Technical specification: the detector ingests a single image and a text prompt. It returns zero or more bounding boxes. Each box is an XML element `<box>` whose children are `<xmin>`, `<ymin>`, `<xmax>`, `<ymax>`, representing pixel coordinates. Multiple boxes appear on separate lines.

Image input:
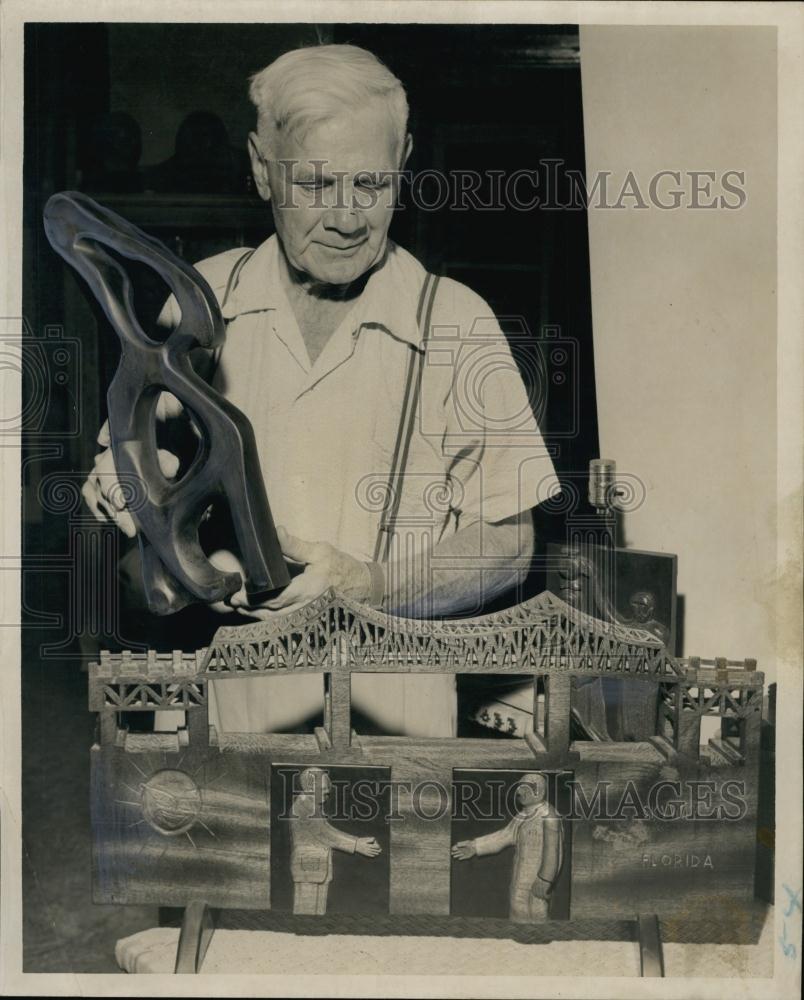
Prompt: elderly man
<box><xmin>82</xmin><ymin>44</ymin><xmax>559</xmax><ymax>736</ymax></box>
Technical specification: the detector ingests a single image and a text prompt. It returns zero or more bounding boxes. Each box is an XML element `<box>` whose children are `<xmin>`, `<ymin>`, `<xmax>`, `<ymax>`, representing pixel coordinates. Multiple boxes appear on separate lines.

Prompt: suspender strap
<box><xmin>206</xmin><ymin>247</ymin><xmax>256</xmax><ymax>382</ymax></box>
<box><xmin>372</xmin><ymin>271</ymin><xmax>441</xmax><ymax>565</ymax></box>
<box><xmin>222</xmin><ymin>248</ymin><xmax>256</xmax><ymax>309</ymax></box>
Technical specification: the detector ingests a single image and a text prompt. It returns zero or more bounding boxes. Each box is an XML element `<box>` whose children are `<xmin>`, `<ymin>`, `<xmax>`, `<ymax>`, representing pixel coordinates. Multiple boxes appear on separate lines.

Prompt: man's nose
<box><xmin>323</xmin><ymin>206</ymin><xmax>365</xmax><ymax>236</ymax></box>
<box><xmin>322</xmin><ymin>185</ymin><xmax>367</xmax><ymax>235</ymax></box>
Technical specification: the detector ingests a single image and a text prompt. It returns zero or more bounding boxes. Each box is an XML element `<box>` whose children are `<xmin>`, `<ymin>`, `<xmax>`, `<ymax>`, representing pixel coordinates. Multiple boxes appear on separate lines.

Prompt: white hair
<box><xmin>248</xmin><ymin>44</ymin><xmax>408</xmax><ymax>156</ymax></box>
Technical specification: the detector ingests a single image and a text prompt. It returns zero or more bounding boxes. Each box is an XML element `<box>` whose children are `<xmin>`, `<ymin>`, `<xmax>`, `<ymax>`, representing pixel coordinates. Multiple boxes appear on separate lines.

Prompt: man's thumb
<box><xmin>277</xmin><ymin>526</ymin><xmax>316</xmax><ymax>564</ymax></box>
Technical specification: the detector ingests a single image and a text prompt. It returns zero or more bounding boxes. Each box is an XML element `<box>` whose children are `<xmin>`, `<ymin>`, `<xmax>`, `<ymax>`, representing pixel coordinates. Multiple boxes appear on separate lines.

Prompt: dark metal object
<box><xmin>175</xmin><ymin>901</ymin><xmax>215</xmax><ymax>973</ymax></box>
<box><xmin>588</xmin><ymin>457</ymin><xmax>618</xmax><ymax>515</ymax></box>
<box><xmin>637</xmin><ymin>913</ymin><xmax>665</xmax><ymax>976</ymax></box>
<box><xmin>43</xmin><ymin>191</ymin><xmax>290</xmax><ymax>614</ymax></box>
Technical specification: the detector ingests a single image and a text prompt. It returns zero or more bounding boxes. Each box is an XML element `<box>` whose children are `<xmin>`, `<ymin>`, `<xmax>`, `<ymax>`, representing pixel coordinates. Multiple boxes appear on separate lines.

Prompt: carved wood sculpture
<box><xmin>53</xmin><ymin>200</ymin><xmax>767</xmax><ymax>974</ymax></box>
<box><xmin>89</xmin><ymin>590</ymin><xmax>767</xmax><ymax>974</ymax></box>
<box><xmin>451</xmin><ymin>772</ymin><xmax>564</xmax><ymax>923</ymax></box>
<box><xmin>289</xmin><ymin>767</ymin><xmax>381</xmax><ymax>915</ymax></box>
<box><xmin>43</xmin><ymin>191</ymin><xmax>290</xmax><ymax>614</ymax></box>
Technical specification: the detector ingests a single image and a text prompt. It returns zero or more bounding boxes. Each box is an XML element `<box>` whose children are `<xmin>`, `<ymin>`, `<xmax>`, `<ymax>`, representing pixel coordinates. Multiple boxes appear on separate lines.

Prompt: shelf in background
<box><xmin>82</xmin><ymin>192</ymin><xmax>268</xmax><ymax>229</ymax></box>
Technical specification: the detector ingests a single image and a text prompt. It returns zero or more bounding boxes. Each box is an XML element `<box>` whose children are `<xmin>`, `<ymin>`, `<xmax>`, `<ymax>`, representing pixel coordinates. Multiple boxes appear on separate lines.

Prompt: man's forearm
<box><xmin>383</xmin><ymin>511</ymin><xmax>534</xmax><ymax>618</ymax></box>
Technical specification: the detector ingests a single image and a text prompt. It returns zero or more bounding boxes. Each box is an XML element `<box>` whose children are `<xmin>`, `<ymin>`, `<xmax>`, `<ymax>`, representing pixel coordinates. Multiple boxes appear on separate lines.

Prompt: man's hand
<box><xmin>530</xmin><ymin>876</ymin><xmax>553</xmax><ymax>900</ymax></box>
<box><xmin>82</xmin><ymin>421</ymin><xmax>179</xmax><ymax>538</ymax></box>
<box><xmin>231</xmin><ymin>526</ymin><xmax>371</xmax><ymax>619</ymax></box>
<box><xmin>451</xmin><ymin>841</ymin><xmax>477</xmax><ymax>861</ymax></box>
<box><xmin>355</xmin><ymin>837</ymin><xmax>382</xmax><ymax>858</ymax></box>
<box><xmin>206</xmin><ymin>549</ymin><xmax>250</xmax><ymax>615</ymax></box>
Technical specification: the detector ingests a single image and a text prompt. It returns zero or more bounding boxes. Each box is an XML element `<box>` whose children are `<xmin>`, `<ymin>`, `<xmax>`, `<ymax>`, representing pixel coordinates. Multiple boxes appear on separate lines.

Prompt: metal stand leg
<box><xmin>637</xmin><ymin>914</ymin><xmax>665</xmax><ymax>977</ymax></box>
<box><xmin>175</xmin><ymin>901</ymin><xmax>215</xmax><ymax>973</ymax></box>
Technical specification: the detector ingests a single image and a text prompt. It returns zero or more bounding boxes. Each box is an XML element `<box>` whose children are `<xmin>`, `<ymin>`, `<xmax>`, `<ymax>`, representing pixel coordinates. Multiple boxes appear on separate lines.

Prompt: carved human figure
<box><xmin>451</xmin><ymin>772</ymin><xmax>564</xmax><ymax>922</ymax></box>
<box><xmin>289</xmin><ymin>767</ymin><xmax>381</xmax><ymax>915</ymax></box>
<box><xmin>622</xmin><ymin>590</ymin><xmax>670</xmax><ymax>646</ymax></box>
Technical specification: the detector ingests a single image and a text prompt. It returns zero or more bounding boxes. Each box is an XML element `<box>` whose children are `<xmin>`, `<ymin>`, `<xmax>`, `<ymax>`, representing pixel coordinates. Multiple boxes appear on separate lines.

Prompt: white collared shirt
<box><xmin>186</xmin><ymin>235</ymin><xmax>559</xmax><ymax>562</ymax></box>
<box><xmin>162</xmin><ymin>235</ymin><xmax>559</xmax><ymax>735</ymax></box>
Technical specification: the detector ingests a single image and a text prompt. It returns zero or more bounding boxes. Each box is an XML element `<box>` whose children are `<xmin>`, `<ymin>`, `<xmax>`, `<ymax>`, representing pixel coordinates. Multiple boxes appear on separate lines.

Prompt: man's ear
<box><xmin>248</xmin><ymin>132</ymin><xmax>272</xmax><ymax>202</ymax></box>
<box><xmin>400</xmin><ymin>132</ymin><xmax>413</xmax><ymax>170</ymax></box>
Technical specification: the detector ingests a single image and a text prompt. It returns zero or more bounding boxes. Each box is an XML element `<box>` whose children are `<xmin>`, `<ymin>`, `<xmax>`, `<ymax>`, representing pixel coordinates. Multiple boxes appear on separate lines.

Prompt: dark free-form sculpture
<box><xmin>43</xmin><ymin>191</ymin><xmax>290</xmax><ymax>614</ymax></box>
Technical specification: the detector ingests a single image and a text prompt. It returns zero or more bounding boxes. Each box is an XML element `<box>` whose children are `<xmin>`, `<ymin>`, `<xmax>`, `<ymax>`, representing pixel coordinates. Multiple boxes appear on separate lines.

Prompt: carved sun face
<box><xmin>114</xmin><ymin>754</ymin><xmax>227</xmax><ymax>850</ymax></box>
<box><xmin>140</xmin><ymin>769</ymin><xmax>202</xmax><ymax>835</ymax></box>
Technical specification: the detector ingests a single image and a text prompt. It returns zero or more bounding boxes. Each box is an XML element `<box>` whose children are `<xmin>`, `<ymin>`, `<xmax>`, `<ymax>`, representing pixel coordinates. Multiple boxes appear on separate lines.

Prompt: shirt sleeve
<box><xmin>433</xmin><ymin>279</ymin><xmax>560</xmax><ymax>525</ymax></box>
<box><xmin>538</xmin><ymin>814</ymin><xmax>565</xmax><ymax>883</ymax></box>
<box><xmin>317</xmin><ymin>820</ymin><xmax>358</xmax><ymax>854</ymax></box>
<box><xmin>473</xmin><ymin>821</ymin><xmax>517</xmax><ymax>856</ymax></box>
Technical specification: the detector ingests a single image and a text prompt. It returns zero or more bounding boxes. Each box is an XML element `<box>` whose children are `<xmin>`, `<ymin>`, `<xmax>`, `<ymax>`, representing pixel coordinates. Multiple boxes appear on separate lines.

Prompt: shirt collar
<box><xmin>220</xmin><ymin>236</ymin><xmax>282</xmax><ymax>321</ymax></box>
<box><xmin>221</xmin><ymin>235</ymin><xmax>424</xmax><ymax>349</ymax></box>
<box><xmin>517</xmin><ymin>800</ymin><xmax>551</xmax><ymax>820</ymax></box>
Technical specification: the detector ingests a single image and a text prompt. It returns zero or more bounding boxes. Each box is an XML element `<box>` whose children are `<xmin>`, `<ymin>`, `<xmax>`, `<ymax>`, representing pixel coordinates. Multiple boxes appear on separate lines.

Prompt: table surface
<box><xmin>116</xmin><ymin>908</ymin><xmax>775</xmax><ymax>977</ymax></box>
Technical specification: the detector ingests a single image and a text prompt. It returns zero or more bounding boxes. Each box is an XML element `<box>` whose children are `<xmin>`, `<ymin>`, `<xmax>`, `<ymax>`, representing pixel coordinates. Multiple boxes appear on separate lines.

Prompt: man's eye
<box><xmin>357</xmin><ymin>177</ymin><xmax>391</xmax><ymax>190</ymax></box>
<box><xmin>296</xmin><ymin>181</ymin><xmax>326</xmax><ymax>191</ymax></box>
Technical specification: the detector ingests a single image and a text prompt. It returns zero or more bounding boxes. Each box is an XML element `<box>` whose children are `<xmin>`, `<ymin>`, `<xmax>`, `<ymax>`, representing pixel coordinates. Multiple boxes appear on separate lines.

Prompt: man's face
<box><xmin>318</xmin><ymin>773</ymin><xmax>332</xmax><ymax>803</ymax></box>
<box><xmin>630</xmin><ymin>592</ymin><xmax>655</xmax><ymax>623</ymax></box>
<box><xmin>251</xmin><ymin>101</ymin><xmax>405</xmax><ymax>286</ymax></box>
<box><xmin>516</xmin><ymin>779</ymin><xmax>546</xmax><ymax>808</ymax></box>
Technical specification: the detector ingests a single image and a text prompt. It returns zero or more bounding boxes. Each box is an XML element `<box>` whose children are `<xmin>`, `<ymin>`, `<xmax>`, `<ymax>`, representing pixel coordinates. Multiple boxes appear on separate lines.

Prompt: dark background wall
<box><xmin>21</xmin><ymin>21</ymin><xmax>597</xmax><ymax>971</ymax></box>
